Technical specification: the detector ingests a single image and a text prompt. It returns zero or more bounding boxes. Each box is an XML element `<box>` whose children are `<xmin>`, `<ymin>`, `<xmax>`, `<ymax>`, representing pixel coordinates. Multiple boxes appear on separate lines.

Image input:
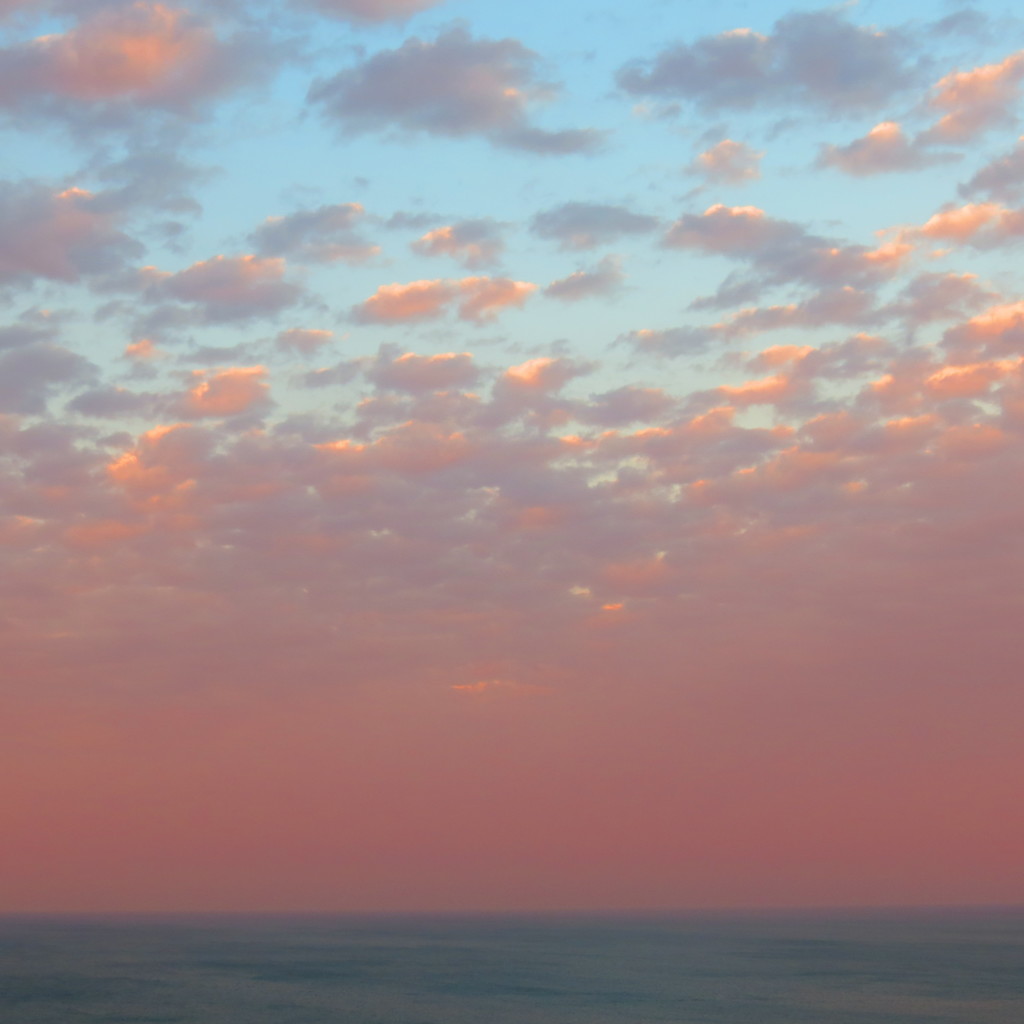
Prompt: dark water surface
<box><xmin>1</xmin><ymin>910</ymin><xmax>1022</xmax><ymax>1023</ymax></box>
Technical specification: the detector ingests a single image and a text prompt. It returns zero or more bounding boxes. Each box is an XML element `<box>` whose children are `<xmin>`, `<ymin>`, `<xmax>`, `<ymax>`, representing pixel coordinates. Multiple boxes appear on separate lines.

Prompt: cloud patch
<box><xmin>819</xmin><ymin>121</ymin><xmax>956</xmax><ymax>176</ymax></box>
<box><xmin>618</xmin><ymin>9</ymin><xmax>915</xmax><ymax>115</ymax></box>
<box><xmin>689</xmin><ymin>139</ymin><xmax>763</xmax><ymax>183</ymax></box>
<box><xmin>353</xmin><ymin>276</ymin><xmax>535</xmax><ymax>324</ymax></box>
<box><xmin>545</xmin><ymin>256</ymin><xmax>624</xmax><ymax>302</ymax></box>
<box><xmin>531</xmin><ymin>202</ymin><xmax>658</xmax><ymax>250</ymax></box>
<box><xmin>250</xmin><ymin>204</ymin><xmax>378</xmax><ymax>265</ymax></box>
<box><xmin>303</xmin><ymin>0</ymin><xmax>442</xmax><ymax>22</ymax></box>
<box><xmin>149</xmin><ymin>254</ymin><xmax>304</xmax><ymax>322</ymax></box>
<box><xmin>411</xmin><ymin>219</ymin><xmax>504</xmax><ymax>269</ymax></box>
<box><xmin>309</xmin><ymin>28</ymin><xmax>601</xmax><ymax>154</ymax></box>
<box><xmin>0</xmin><ymin>2</ymin><xmax>263</xmax><ymax>129</ymax></box>
<box><xmin>0</xmin><ymin>183</ymin><xmax>141</xmax><ymax>288</ymax></box>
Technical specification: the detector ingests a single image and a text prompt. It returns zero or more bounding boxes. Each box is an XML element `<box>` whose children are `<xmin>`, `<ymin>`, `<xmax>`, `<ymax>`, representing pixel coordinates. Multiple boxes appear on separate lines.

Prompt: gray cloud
<box><xmin>819</xmin><ymin>121</ymin><xmax>958</xmax><ymax>177</ymax></box>
<box><xmin>309</xmin><ymin>28</ymin><xmax>601</xmax><ymax>154</ymax></box>
<box><xmin>545</xmin><ymin>256</ymin><xmax>625</xmax><ymax>302</ymax></box>
<box><xmin>146</xmin><ymin>255</ymin><xmax>305</xmax><ymax>323</ymax></box>
<box><xmin>663</xmin><ymin>204</ymin><xmax>907</xmax><ymax>308</ymax></box>
<box><xmin>959</xmin><ymin>139</ymin><xmax>1024</xmax><ymax>202</ymax></box>
<box><xmin>531</xmin><ymin>202</ymin><xmax>658</xmax><ymax>250</ymax></box>
<box><xmin>618</xmin><ymin>9</ymin><xmax>915</xmax><ymax>115</ymax></box>
<box><xmin>302</xmin><ymin>0</ymin><xmax>442</xmax><ymax>22</ymax></box>
<box><xmin>0</xmin><ymin>342</ymin><xmax>94</xmax><ymax>413</ymax></box>
<box><xmin>411</xmin><ymin>219</ymin><xmax>505</xmax><ymax>269</ymax></box>
<box><xmin>250</xmin><ymin>204</ymin><xmax>378</xmax><ymax>264</ymax></box>
<box><xmin>0</xmin><ymin>2</ymin><xmax>272</xmax><ymax>136</ymax></box>
<box><xmin>619</xmin><ymin>326</ymin><xmax>714</xmax><ymax>358</ymax></box>
<box><xmin>0</xmin><ymin>180</ymin><xmax>142</xmax><ymax>289</ymax></box>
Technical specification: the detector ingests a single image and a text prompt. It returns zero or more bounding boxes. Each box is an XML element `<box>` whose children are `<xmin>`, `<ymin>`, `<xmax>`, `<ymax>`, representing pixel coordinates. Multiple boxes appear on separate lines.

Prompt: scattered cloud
<box><xmin>309</xmin><ymin>28</ymin><xmax>601</xmax><ymax>153</ymax></box>
<box><xmin>819</xmin><ymin>121</ymin><xmax>956</xmax><ymax>176</ymax></box>
<box><xmin>411</xmin><ymin>219</ymin><xmax>504</xmax><ymax>268</ymax></box>
<box><xmin>545</xmin><ymin>255</ymin><xmax>624</xmax><ymax>302</ymax></box>
<box><xmin>531</xmin><ymin>202</ymin><xmax>658</xmax><ymax>250</ymax></box>
<box><xmin>177</xmin><ymin>365</ymin><xmax>271</xmax><ymax>418</ymax></box>
<box><xmin>303</xmin><ymin>0</ymin><xmax>443</xmax><ymax>22</ymax></box>
<box><xmin>353</xmin><ymin>276</ymin><xmax>535</xmax><ymax>324</ymax></box>
<box><xmin>0</xmin><ymin>2</ymin><xmax>266</xmax><ymax>129</ymax></box>
<box><xmin>0</xmin><ymin>182</ymin><xmax>141</xmax><ymax>289</ymax></box>
<box><xmin>959</xmin><ymin>137</ymin><xmax>1024</xmax><ymax>202</ymax></box>
<box><xmin>689</xmin><ymin>139</ymin><xmax>763</xmax><ymax>183</ymax></box>
<box><xmin>617</xmin><ymin>9</ymin><xmax>916</xmax><ymax>115</ymax></box>
<box><xmin>277</xmin><ymin>328</ymin><xmax>334</xmax><ymax>354</ymax></box>
<box><xmin>923</xmin><ymin>50</ymin><xmax>1024</xmax><ymax>143</ymax></box>
<box><xmin>250</xmin><ymin>204</ymin><xmax>378</xmax><ymax>265</ymax></box>
<box><xmin>148</xmin><ymin>254</ymin><xmax>305</xmax><ymax>321</ymax></box>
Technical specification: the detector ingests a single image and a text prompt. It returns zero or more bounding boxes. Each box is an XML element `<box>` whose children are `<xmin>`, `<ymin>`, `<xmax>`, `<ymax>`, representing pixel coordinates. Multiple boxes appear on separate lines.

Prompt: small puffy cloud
<box><xmin>450</xmin><ymin>679</ymin><xmax>547</xmax><ymax>697</ymax></box>
<box><xmin>617</xmin><ymin>9</ymin><xmax>915</xmax><ymax>114</ymax></box>
<box><xmin>819</xmin><ymin>122</ymin><xmax>954</xmax><ymax>176</ymax></box>
<box><xmin>663</xmin><ymin>204</ymin><xmax>794</xmax><ymax>253</ymax></box>
<box><xmin>959</xmin><ymin>137</ymin><xmax>1024</xmax><ymax>202</ymax></box>
<box><xmin>0</xmin><ymin>314</ymin><xmax>56</xmax><ymax>351</ymax></box>
<box><xmin>458</xmin><ymin>276</ymin><xmax>535</xmax><ymax>323</ymax></box>
<box><xmin>178</xmin><ymin>366</ymin><xmax>270</xmax><ymax>418</ymax></box>
<box><xmin>712</xmin><ymin>287</ymin><xmax>877</xmax><ymax>338</ymax></box>
<box><xmin>67</xmin><ymin>384</ymin><xmax>160</xmax><ymax>418</ymax></box>
<box><xmin>545</xmin><ymin>256</ymin><xmax>624</xmax><ymax>302</ymax></box>
<box><xmin>124</xmin><ymin>337</ymin><xmax>163</xmax><ymax>361</ymax></box>
<box><xmin>367</xmin><ymin>350</ymin><xmax>478</xmax><ymax>392</ymax></box>
<box><xmin>530</xmin><ymin>202</ymin><xmax>658</xmax><ymax>250</ymax></box>
<box><xmin>689</xmin><ymin>139</ymin><xmax>762</xmax><ymax>183</ymax></box>
<box><xmin>0</xmin><ymin>183</ymin><xmax>141</xmax><ymax>288</ymax></box>
<box><xmin>303</xmin><ymin>0</ymin><xmax>442</xmax><ymax>22</ymax></box>
<box><xmin>309</xmin><ymin>28</ymin><xmax>600</xmax><ymax>154</ymax></box>
<box><xmin>579</xmin><ymin>386</ymin><xmax>675</xmax><ymax>426</ymax></box>
<box><xmin>411</xmin><ymin>219</ymin><xmax>504</xmax><ymax>269</ymax></box>
<box><xmin>924</xmin><ymin>51</ymin><xmax>1024</xmax><ymax>142</ymax></box>
<box><xmin>945</xmin><ymin>301</ymin><xmax>1024</xmax><ymax>357</ymax></box>
<box><xmin>664</xmin><ymin>204</ymin><xmax>909</xmax><ymax>305</ymax></box>
<box><xmin>890</xmin><ymin>273</ymin><xmax>996</xmax><ymax>326</ymax></box>
<box><xmin>152</xmin><ymin>254</ymin><xmax>303</xmax><ymax>321</ymax></box>
<box><xmin>0</xmin><ymin>342</ymin><xmax>94</xmax><ymax>413</ymax></box>
<box><xmin>917</xmin><ymin>202</ymin><xmax>1024</xmax><ymax>247</ymax></box>
<box><xmin>89</xmin><ymin>149</ymin><xmax>208</xmax><ymax>218</ymax></box>
<box><xmin>353</xmin><ymin>276</ymin><xmax>534</xmax><ymax>324</ymax></box>
<box><xmin>501</xmin><ymin>356</ymin><xmax>580</xmax><ymax>392</ymax></box>
<box><xmin>353</xmin><ymin>279</ymin><xmax>454</xmax><ymax>324</ymax></box>
<box><xmin>250</xmin><ymin>204</ymin><xmax>378</xmax><ymax>265</ymax></box>
<box><xmin>277</xmin><ymin>328</ymin><xmax>334</xmax><ymax>354</ymax></box>
<box><xmin>0</xmin><ymin>2</ymin><xmax>258</xmax><ymax>125</ymax></box>
<box><xmin>622</xmin><ymin>326</ymin><xmax>714</xmax><ymax>358</ymax></box>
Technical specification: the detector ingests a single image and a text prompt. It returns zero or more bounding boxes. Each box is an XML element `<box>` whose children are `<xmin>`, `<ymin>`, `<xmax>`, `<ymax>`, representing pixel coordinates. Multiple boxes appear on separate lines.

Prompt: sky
<box><xmin>1</xmin><ymin>0</ymin><xmax>1023</xmax><ymax>914</ymax></box>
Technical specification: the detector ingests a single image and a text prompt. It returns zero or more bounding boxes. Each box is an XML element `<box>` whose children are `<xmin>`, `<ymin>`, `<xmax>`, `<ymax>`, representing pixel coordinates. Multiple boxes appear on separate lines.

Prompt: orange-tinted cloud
<box><xmin>354</xmin><ymin>276</ymin><xmax>534</xmax><ymax>324</ymax></box>
<box><xmin>819</xmin><ymin>122</ymin><xmax>953</xmax><ymax>176</ymax></box>
<box><xmin>179</xmin><ymin>366</ymin><xmax>270</xmax><ymax>418</ymax></box>
<box><xmin>353</xmin><ymin>279</ymin><xmax>455</xmax><ymax>323</ymax></box>
<box><xmin>411</xmin><ymin>220</ymin><xmax>504</xmax><ymax>268</ymax></box>
<box><xmin>0</xmin><ymin>184</ymin><xmax>140</xmax><ymax>286</ymax></box>
<box><xmin>36</xmin><ymin>3</ymin><xmax>213</xmax><ymax>101</ymax></box>
<box><xmin>154</xmin><ymin>254</ymin><xmax>303</xmax><ymax>321</ymax></box>
<box><xmin>690</xmin><ymin>139</ymin><xmax>763</xmax><ymax>183</ymax></box>
<box><xmin>926</xmin><ymin>50</ymin><xmax>1024</xmax><ymax>141</ymax></box>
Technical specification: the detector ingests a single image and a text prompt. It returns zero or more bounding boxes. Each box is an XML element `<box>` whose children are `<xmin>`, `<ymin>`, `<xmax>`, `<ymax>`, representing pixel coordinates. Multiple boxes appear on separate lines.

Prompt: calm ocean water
<box><xmin>1</xmin><ymin>910</ymin><xmax>1022</xmax><ymax>1023</ymax></box>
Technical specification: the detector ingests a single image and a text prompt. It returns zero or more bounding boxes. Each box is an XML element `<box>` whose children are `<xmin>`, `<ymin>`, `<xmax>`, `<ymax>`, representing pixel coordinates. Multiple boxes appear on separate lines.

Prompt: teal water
<box><xmin>1</xmin><ymin>911</ymin><xmax>1022</xmax><ymax>1023</ymax></box>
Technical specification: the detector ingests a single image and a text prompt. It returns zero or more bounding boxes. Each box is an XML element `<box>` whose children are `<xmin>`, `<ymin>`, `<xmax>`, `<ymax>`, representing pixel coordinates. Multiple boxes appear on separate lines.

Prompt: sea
<box><xmin>1</xmin><ymin>910</ymin><xmax>1022</xmax><ymax>1023</ymax></box>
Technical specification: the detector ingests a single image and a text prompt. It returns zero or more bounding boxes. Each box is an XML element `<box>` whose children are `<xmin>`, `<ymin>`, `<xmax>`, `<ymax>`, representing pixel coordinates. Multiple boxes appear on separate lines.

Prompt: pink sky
<box><xmin>2</xmin><ymin>0</ymin><xmax>1024</xmax><ymax>913</ymax></box>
